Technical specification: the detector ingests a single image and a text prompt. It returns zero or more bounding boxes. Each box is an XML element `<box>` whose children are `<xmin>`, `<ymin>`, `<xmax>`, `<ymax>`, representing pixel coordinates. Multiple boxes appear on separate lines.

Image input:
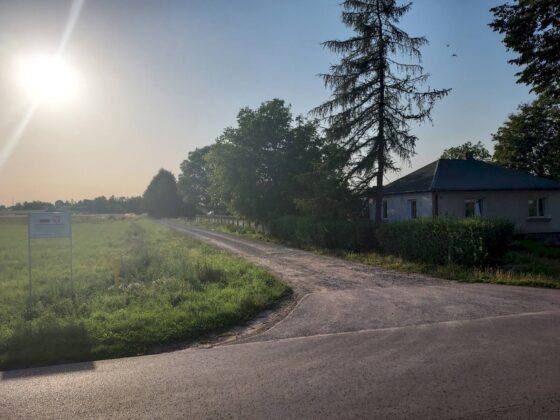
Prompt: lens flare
<box><xmin>0</xmin><ymin>0</ymin><xmax>85</xmax><ymax>169</ymax></box>
<box><xmin>16</xmin><ymin>55</ymin><xmax>80</xmax><ymax>104</ymax></box>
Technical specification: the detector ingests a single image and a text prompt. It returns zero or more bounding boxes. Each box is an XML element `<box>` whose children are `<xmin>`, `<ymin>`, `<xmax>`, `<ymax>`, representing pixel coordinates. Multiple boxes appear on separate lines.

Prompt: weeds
<box><xmin>345</xmin><ymin>247</ymin><xmax>560</xmax><ymax>289</ymax></box>
<box><xmin>0</xmin><ymin>216</ymin><xmax>288</xmax><ymax>370</ymax></box>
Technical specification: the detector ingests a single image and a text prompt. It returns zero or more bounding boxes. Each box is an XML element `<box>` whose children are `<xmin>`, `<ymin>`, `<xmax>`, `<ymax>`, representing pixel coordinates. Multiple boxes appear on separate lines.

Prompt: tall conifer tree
<box><xmin>313</xmin><ymin>0</ymin><xmax>449</xmax><ymax>224</ymax></box>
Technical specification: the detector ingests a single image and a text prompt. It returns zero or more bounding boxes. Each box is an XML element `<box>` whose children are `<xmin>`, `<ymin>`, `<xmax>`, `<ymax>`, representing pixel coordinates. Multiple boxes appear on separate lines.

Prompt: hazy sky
<box><xmin>0</xmin><ymin>0</ymin><xmax>532</xmax><ymax>205</ymax></box>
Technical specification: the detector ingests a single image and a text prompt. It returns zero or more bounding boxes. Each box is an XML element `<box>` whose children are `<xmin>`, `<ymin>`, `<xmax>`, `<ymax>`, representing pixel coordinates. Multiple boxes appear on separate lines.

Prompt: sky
<box><xmin>0</xmin><ymin>0</ymin><xmax>533</xmax><ymax>205</ymax></box>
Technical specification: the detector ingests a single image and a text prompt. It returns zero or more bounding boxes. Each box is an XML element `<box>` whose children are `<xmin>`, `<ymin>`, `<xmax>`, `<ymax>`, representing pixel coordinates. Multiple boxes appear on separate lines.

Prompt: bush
<box><xmin>376</xmin><ymin>218</ymin><xmax>514</xmax><ymax>267</ymax></box>
<box><xmin>268</xmin><ymin>216</ymin><xmax>377</xmax><ymax>251</ymax></box>
<box><xmin>197</xmin><ymin>215</ymin><xmax>514</xmax><ymax>268</ymax></box>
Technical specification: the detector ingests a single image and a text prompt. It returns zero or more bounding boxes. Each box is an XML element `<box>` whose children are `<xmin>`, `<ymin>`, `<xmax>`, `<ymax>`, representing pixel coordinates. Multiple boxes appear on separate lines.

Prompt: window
<box><xmin>382</xmin><ymin>200</ymin><xmax>388</xmax><ymax>219</ymax></box>
<box><xmin>408</xmin><ymin>199</ymin><xmax>417</xmax><ymax>219</ymax></box>
<box><xmin>529</xmin><ymin>198</ymin><xmax>546</xmax><ymax>217</ymax></box>
<box><xmin>465</xmin><ymin>200</ymin><xmax>475</xmax><ymax>218</ymax></box>
<box><xmin>465</xmin><ymin>199</ymin><xmax>483</xmax><ymax>218</ymax></box>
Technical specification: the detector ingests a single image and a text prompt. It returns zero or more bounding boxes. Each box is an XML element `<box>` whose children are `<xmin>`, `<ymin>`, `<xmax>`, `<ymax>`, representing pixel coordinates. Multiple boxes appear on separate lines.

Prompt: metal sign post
<box><xmin>27</xmin><ymin>212</ymin><xmax>73</xmax><ymax>303</ymax></box>
<box><xmin>69</xmin><ymin>213</ymin><xmax>73</xmax><ymax>295</ymax></box>
<box><xmin>27</xmin><ymin>221</ymin><xmax>32</xmax><ymax>303</ymax></box>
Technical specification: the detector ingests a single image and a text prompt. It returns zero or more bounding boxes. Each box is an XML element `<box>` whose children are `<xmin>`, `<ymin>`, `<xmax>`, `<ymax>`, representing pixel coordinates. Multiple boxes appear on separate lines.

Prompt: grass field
<box><xmin>0</xmin><ymin>216</ymin><xmax>288</xmax><ymax>370</ymax></box>
<box><xmin>183</xmin><ymin>218</ymin><xmax>560</xmax><ymax>289</ymax></box>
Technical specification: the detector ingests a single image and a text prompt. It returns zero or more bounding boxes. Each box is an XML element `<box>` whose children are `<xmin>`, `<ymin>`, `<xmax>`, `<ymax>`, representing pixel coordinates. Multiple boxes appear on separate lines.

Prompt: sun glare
<box><xmin>16</xmin><ymin>55</ymin><xmax>80</xmax><ymax>104</ymax></box>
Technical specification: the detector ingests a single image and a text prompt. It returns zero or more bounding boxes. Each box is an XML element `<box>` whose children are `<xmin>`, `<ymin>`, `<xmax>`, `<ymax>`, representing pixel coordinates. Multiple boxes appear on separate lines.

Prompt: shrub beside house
<box><xmin>370</xmin><ymin>155</ymin><xmax>560</xmax><ymax>240</ymax></box>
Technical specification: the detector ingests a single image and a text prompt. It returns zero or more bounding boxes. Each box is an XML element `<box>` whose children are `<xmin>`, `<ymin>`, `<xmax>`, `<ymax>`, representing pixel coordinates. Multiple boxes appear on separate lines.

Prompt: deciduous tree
<box><xmin>490</xmin><ymin>0</ymin><xmax>560</xmax><ymax>99</ymax></box>
<box><xmin>493</xmin><ymin>95</ymin><xmax>560</xmax><ymax>180</ymax></box>
<box><xmin>441</xmin><ymin>141</ymin><xmax>492</xmax><ymax>161</ymax></box>
<box><xmin>143</xmin><ymin>169</ymin><xmax>183</xmax><ymax>218</ymax></box>
<box><xmin>206</xmin><ymin>99</ymin><xmax>325</xmax><ymax>222</ymax></box>
<box><xmin>178</xmin><ymin>145</ymin><xmax>224</xmax><ymax>215</ymax></box>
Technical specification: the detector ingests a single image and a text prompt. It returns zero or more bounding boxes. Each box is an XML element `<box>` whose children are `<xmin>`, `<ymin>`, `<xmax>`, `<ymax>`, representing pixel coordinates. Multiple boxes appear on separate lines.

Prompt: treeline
<box><xmin>8</xmin><ymin>1</ymin><xmax>558</xmax><ymax>227</ymax></box>
<box><xmin>144</xmin><ymin>90</ymin><xmax>560</xmax><ymax>222</ymax></box>
<box><xmin>143</xmin><ymin>99</ymin><xmax>362</xmax><ymax>221</ymax></box>
<box><xmin>144</xmin><ymin>0</ymin><xmax>559</xmax><ymax>223</ymax></box>
<box><xmin>6</xmin><ymin>196</ymin><xmax>144</xmax><ymax>214</ymax></box>
<box><xmin>143</xmin><ymin>0</ymin><xmax>449</xmax><ymax>222</ymax></box>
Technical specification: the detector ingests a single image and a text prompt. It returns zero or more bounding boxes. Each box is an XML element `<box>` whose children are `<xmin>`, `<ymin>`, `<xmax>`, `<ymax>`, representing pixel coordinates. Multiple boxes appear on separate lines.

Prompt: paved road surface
<box><xmin>2</xmin><ymin>222</ymin><xmax>560</xmax><ymax>419</ymax></box>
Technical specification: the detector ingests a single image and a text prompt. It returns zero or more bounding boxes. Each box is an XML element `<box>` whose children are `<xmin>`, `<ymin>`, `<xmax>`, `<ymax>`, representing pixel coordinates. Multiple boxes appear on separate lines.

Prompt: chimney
<box><xmin>465</xmin><ymin>151</ymin><xmax>474</xmax><ymax>160</ymax></box>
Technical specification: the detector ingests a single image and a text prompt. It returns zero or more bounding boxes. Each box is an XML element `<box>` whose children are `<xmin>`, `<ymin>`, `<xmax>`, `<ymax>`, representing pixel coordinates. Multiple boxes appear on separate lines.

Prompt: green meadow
<box><xmin>0</xmin><ymin>215</ymin><xmax>288</xmax><ymax>370</ymax></box>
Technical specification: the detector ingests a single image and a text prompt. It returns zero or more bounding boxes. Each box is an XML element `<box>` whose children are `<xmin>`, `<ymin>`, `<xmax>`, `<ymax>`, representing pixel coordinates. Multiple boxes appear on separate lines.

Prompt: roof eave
<box><xmin>383</xmin><ymin>187</ymin><xmax>560</xmax><ymax>195</ymax></box>
<box><xmin>383</xmin><ymin>189</ymin><xmax>433</xmax><ymax>195</ymax></box>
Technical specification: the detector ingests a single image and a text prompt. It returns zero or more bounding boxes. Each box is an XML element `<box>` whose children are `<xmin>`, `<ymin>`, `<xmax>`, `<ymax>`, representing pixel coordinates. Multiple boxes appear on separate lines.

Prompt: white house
<box><xmin>370</xmin><ymin>157</ymin><xmax>560</xmax><ymax>236</ymax></box>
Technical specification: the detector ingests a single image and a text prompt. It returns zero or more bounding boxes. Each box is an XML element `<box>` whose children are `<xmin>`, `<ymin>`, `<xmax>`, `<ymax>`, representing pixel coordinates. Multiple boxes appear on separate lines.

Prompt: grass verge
<box><xmin>179</xmin><ymin>218</ymin><xmax>560</xmax><ymax>289</ymax></box>
<box><xmin>0</xmin><ymin>216</ymin><xmax>288</xmax><ymax>370</ymax></box>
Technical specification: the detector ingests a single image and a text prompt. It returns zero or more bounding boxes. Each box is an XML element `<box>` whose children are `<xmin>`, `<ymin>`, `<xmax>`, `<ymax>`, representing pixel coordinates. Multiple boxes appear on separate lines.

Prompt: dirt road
<box><xmin>162</xmin><ymin>222</ymin><xmax>560</xmax><ymax>342</ymax></box>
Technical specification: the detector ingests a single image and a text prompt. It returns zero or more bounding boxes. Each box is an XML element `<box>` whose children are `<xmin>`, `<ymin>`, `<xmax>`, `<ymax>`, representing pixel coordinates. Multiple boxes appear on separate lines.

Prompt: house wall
<box><xmin>371</xmin><ymin>190</ymin><xmax>560</xmax><ymax>233</ymax></box>
<box><xmin>437</xmin><ymin>190</ymin><xmax>560</xmax><ymax>233</ymax></box>
<box><xmin>370</xmin><ymin>192</ymin><xmax>432</xmax><ymax>221</ymax></box>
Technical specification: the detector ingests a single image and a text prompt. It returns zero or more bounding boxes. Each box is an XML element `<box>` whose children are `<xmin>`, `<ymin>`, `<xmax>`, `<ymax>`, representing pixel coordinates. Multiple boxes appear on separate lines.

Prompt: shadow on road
<box><xmin>1</xmin><ymin>320</ymin><xmax>96</xmax><ymax>375</ymax></box>
<box><xmin>1</xmin><ymin>360</ymin><xmax>95</xmax><ymax>380</ymax></box>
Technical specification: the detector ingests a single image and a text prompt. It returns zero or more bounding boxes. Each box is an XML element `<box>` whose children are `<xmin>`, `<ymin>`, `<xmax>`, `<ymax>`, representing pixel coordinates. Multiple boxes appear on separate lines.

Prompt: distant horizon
<box><xmin>0</xmin><ymin>0</ymin><xmax>532</xmax><ymax>204</ymax></box>
<box><xmin>2</xmin><ymin>194</ymin><xmax>142</xmax><ymax>206</ymax></box>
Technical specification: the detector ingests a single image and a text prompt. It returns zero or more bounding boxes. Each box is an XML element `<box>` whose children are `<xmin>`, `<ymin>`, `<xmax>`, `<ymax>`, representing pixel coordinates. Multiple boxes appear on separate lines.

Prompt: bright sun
<box><xmin>16</xmin><ymin>55</ymin><xmax>80</xmax><ymax>104</ymax></box>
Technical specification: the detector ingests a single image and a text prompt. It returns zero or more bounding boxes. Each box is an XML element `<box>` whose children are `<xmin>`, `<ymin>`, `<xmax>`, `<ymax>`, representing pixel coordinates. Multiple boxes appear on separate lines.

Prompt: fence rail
<box><xmin>193</xmin><ymin>215</ymin><xmax>267</xmax><ymax>232</ymax></box>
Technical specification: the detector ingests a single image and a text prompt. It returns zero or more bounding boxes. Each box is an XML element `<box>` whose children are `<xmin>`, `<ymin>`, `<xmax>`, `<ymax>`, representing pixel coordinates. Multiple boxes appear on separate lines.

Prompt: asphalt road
<box><xmin>2</xmin><ymin>222</ymin><xmax>560</xmax><ymax>419</ymax></box>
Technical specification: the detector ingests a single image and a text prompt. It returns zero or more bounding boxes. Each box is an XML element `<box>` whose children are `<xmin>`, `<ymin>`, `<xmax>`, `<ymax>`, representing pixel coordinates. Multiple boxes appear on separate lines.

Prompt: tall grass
<box><xmin>345</xmin><ymin>250</ymin><xmax>560</xmax><ymax>289</ymax></box>
<box><xmin>0</xmin><ymin>216</ymin><xmax>288</xmax><ymax>370</ymax></box>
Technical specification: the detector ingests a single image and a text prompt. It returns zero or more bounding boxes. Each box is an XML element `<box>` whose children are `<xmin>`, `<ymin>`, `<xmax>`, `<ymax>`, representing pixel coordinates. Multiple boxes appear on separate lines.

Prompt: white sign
<box><xmin>29</xmin><ymin>212</ymin><xmax>71</xmax><ymax>239</ymax></box>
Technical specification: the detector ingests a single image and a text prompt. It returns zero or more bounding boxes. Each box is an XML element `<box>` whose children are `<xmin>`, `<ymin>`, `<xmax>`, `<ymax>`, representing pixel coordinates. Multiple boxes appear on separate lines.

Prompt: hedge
<box><xmin>268</xmin><ymin>216</ymin><xmax>514</xmax><ymax>267</ymax></box>
<box><xmin>376</xmin><ymin>218</ymin><xmax>515</xmax><ymax>267</ymax></box>
<box><xmin>268</xmin><ymin>216</ymin><xmax>377</xmax><ymax>251</ymax></box>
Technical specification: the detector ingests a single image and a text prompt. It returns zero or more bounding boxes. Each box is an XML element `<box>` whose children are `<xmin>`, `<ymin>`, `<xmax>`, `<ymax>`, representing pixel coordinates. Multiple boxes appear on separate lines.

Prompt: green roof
<box><xmin>384</xmin><ymin>159</ymin><xmax>560</xmax><ymax>195</ymax></box>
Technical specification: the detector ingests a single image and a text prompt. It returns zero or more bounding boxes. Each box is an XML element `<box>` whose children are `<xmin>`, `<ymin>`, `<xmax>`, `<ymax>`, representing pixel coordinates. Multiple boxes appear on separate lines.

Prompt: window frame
<box><xmin>465</xmin><ymin>198</ymin><xmax>484</xmax><ymax>218</ymax></box>
<box><xmin>465</xmin><ymin>199</ymin><xmax>475</xmax><ymax>218</ymax></box>
<box><xmin>528</xmin><ymin>197</ymin><xmax>546</xmax><ymax>218</ymax></box>
<box><xmin>382</xmin><ymin>200</ymin><xmax>388</xmax><ymax>219</ymax></box>
<box><xmin>475</xmin><ymin>199</ymin><xmax>483</xmax><ymax>217</ymax></box>
<box><xmin>407</xmin><ymin>199</ymin><xmax>417</xmax><ymax>219</ymax></box>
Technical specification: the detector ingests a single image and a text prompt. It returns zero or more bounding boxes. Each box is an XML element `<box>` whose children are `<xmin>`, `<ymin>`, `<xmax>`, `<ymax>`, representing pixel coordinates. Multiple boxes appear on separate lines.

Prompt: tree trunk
<box><xmin>374</xmin><ymin>7</ymin><xmax>386</xmax><ymax>226</ymax></box>
<box><xmin>374</xmin><ymin>160</ymin><xmax>384</xmax><ymax>224</ymax></box>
